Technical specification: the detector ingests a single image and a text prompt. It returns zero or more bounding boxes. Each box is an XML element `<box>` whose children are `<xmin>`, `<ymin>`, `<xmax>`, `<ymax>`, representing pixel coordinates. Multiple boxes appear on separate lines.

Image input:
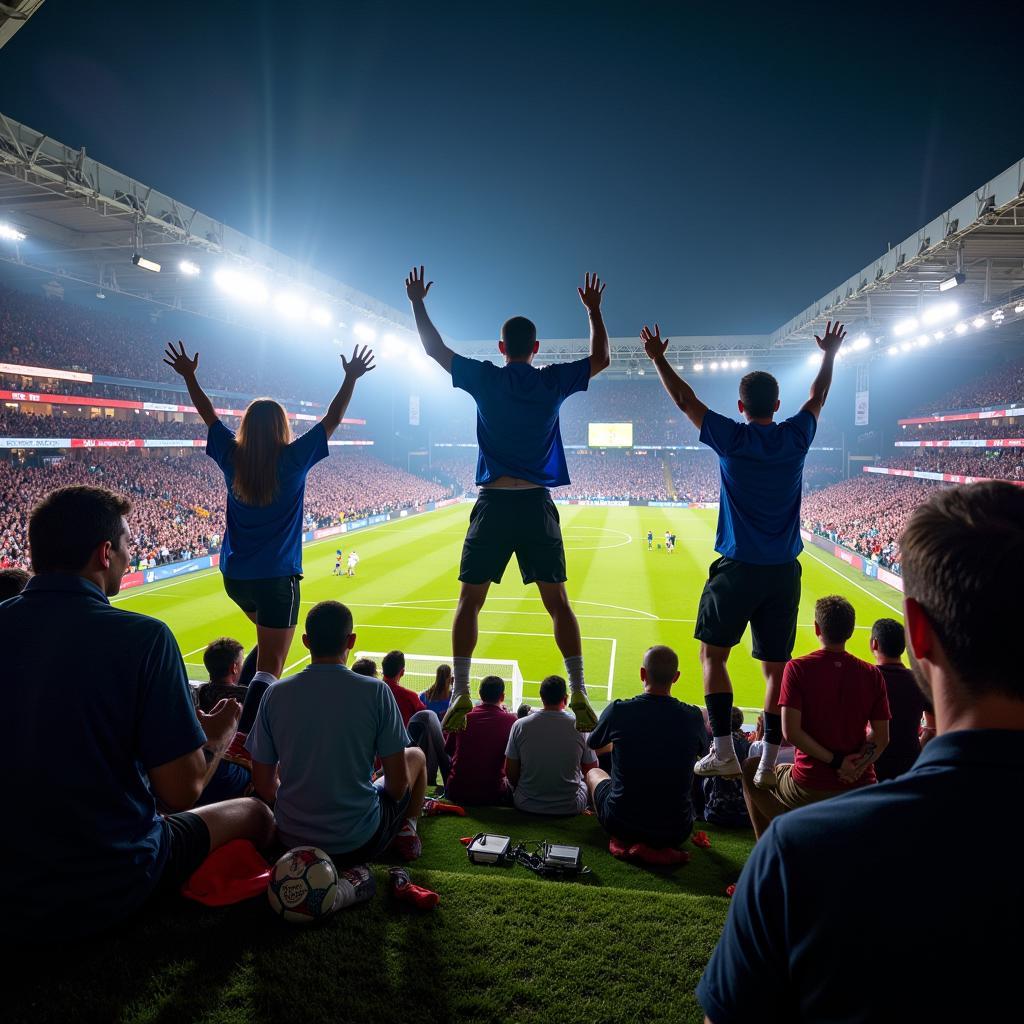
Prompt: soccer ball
<box><xmin>267</xmin><ymin>847</ymin><xmax>340</xmax><ymax>924</ymax></box>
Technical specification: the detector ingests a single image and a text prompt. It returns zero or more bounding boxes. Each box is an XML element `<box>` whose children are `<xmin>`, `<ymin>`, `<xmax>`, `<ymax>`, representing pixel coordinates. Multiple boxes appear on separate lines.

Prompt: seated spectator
<box><xmin>698</xmin><ymin>481</ymin><xmax>1024</xmax><ymax>1021</ymax></box>
<box><xmin>247</xmin><ymin>601</ymin><xmax>427</xmax><ymax>863</ymax></box>
<box><xmin>870</xmin><ymin>617</ymin><xmax>931</xmax><ymax>781</ymax></box>
<box><xmin>0</xmin><ymin>566</ymin><xmax>30</xmax><ymax>601</ymax></box>
<box><xmin>444</xmin><ymin>676</ymin><xmax>516</xmax><ymax>805</ymax></box>
<box><xmin>419</xmin><ymin>663</ymin><xmax>453</xmax><ymax>718</ymax></box>
<box><xmin>381</xmin><ymin>649</ymin><xmax>450</xmax><ymax>787</ymax></box>
<box><xmin>4</xmin><ymin>485</ymin><xmax>274</xmax><ymax>940</ymax></box>
<box><xmin>351</xmin><ymin>657</ymin><xmax>378</xmax><ymax>677</ymax></box>
<box><xmin>740</xmin><ymin>596</ymin><xmax>891</xmax><ymax>839</ymax></box>
<box><xmin>701</xmin><ymin>708</ymin><xmax>752</xmax><ymax>827</ymax></box>
<box><xmin>586</xmin><ymin>646</ymin><xmax>707</xmax><ymax>849</ymax></box>
<box><xmin>505</xmin><ymin>675</ymin><xmax>598</xmax><ymax>815</ymax></box>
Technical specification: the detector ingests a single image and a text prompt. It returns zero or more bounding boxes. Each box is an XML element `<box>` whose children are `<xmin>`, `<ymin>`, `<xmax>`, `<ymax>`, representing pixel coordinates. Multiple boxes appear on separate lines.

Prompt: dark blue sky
<box><xmin>3</xmin><ymin>1</ymin><xmax>1022</xmax><ymax>340</ymax></box>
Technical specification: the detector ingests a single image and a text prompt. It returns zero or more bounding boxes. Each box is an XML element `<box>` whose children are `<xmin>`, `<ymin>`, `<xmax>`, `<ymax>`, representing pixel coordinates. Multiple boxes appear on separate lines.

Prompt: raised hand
<box><xmin>405</xmin><ymin>265</ymin><xmax>433</xmax><ymax>303</ymax></box>
<box><xmin>640</xmin><ymin>323</ymin><xmax>669</xmax><ymax>360</ymax></box>
<box><xmin>341</xmin><ymin>344</ymin><xmax>376</xmax><ymax>380</ymax></box>
<box><xmin>814</xmin><ymin>320</ymin><xmax>847</xmax><ymax>355</ymax></box>
<box><xmin>577</xmin><ymin>272</ymin><xmax>606</xmax><ymax>312</ymax></box>
<box><xmin>162</xmin><ymin>339</ymin><xmax>199</xmax><ymax>378</ymax></box>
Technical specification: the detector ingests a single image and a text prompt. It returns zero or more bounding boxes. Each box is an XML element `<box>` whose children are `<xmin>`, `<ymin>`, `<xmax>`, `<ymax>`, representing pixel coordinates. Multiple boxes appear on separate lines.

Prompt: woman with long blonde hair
<box><xmin>164</xmin><ymin>339</ymin><xmax>374</xmax><ymax>686</ymax></box>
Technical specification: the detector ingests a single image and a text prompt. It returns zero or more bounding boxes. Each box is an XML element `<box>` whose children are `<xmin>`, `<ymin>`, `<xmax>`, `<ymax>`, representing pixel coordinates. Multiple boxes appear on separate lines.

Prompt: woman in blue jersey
<box><xmin>164</xmin><ymin>339</ymin><xmax>374</xmax><ymax>684</ymax></box>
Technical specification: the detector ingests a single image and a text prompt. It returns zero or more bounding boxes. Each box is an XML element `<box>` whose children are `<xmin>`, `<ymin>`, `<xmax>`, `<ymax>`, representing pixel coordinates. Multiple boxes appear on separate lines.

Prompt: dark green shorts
<box><xmin>459</xmin><ymin>488</ymin><xmax>566</xmax><ymax>585</ymax></box>
<box><xmin>694</xmin><ymin>556</ymin><xmax>801</xmax><ymax>662</ymax></box>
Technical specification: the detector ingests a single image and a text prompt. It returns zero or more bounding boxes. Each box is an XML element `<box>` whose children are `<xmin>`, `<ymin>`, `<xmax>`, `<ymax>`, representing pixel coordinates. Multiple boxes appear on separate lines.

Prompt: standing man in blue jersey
<box><xmin>640</xmin><ymin>319</ymin><xmax>845</xmax><ymax>783</ymax></box>
<box><xmin>406</xmin><ymin>266</ymin><xmax>611</xmax><ymax>731</ymax></box>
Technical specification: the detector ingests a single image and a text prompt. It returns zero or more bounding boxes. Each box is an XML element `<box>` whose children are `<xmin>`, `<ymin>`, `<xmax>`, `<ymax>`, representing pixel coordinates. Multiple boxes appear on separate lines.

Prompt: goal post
<box><xmin>353</xmin><ymin>651</ymin><xmax>525</xmax><ymax>712</ymax></box>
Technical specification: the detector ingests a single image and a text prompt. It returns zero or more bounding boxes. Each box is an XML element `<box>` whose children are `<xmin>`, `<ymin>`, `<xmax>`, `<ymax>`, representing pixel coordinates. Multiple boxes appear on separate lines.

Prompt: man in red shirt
<box><xmin>444</xmin><ymin>676</ymin><xmax>516</xmax><ymax>805</ymax></box>
<box><xmin>740</xmin><ymin>595</ymin><xmax>891</xmax><ymax>839</ymax></box>
<box><xmin>382</xmin><ymin>649</ymin><xmax>450</xmax><ymax>788</ymax></box>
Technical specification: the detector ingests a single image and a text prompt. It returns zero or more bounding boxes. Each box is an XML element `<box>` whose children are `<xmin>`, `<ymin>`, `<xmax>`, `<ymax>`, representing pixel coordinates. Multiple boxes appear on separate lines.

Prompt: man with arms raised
<box><xmin>641</xmin><ymin>319</ymin><xmax>845</xmax><ymax>785</ymax></box>
<box><xmin>698</xmin><ymin>481</ymin><xmax>1024</xmax><ymax>1021</ymax></box>
<box><xmin>406</xmin><ymin>266</ymin><xmax>610</xmax><ymax>732</ymax></box>
<box><xmin>3</xmin><ymin>486</ymin><xmax>274</xmax><ymax>940</ymax></box>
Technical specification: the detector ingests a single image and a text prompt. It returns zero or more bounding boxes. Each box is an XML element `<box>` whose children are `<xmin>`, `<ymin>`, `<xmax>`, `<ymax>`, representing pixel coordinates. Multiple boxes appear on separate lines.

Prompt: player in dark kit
<box><xmin>641</xmin><ymin>319</ymin><xmax>845</xmax><ymax>785</ymax></box>
<box><xmin>406</xmin><ymin>266</ymin><xmax>611</xmax><ymax>732</ymax></box>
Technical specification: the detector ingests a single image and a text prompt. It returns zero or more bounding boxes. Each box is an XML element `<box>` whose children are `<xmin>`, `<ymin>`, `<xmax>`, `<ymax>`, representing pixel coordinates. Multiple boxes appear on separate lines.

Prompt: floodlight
<box><xmin>807</xmin><ymin>353</ymin><xmax>821</xmax><ymax>366</ymax></box>
<box><xmin>972</xmin><ymin>317</ymin><xmax>987</xmax><ymax>328</ymax></box>
<box><xmin>934</xmin><ymin>331</ymin><xmax>945</xmax><ymax>340</ymax></box>
<box><xmin>1015</xmin><ymin>303</ymin><xmax>1024</xmax><ymax>314</ymax></box>
<box><xmin>954</xmin><ymin>322</ymin><xmax>968</xmax><ymax>335</ymax></box>
<box><xmin>939</xmin><ymin>272</ymin><xmax>965</xmax><ymax>292</ymax></box>
<box><xmin>740</xmin><ymin>359</ymin><xmax>748</xmax><ymax>368</ymax></box>
<box><xmin>921</xmin><ymin>302</ymin><xmax>958</xmax><ymax>326</ymax></box>
<box><xmin>901</xmin><ymin>342</ymin><xmax>913</xmax><ymax>352</ymax></box>
<box><xmin>132</xmin><ymin>254</ymin><xmax>161</xmax><ymax>273</ymax></box>
<box><xmin>709</xmin><ymin>361</ymin><xmax>719</xmax><ymax>371</ymax></box>
<box><xmin>892</xmin><ymin>317</ymin><xmax>918</xmax><ymax>337</ymax></box>
<box><xmin>214</xmin><ymin>268</ymin><xmax>269</xmax><ymax>304</ymax></box>
<box><xmin>693</xmin><ymin>362</ymin><xmax>704</xmax><ymax>372</ymax></box>
<box><xmin>637</xmin><ymin>368</ymin><xmax>646</xmax><ymax>376</ymax></box>
<box><xmin>0</xmin><ymin>222</ymin><xmax>27</xmax><ymax>242</ymax></box>
<box><xmin>887</xmin><ymin>345</ymin><xmax>900</xmax><ymax>356</ymax></box>
<box><xmin>274</xmin><ymin>292</ymin><xmax>308</xmax><ymax>319</ymax></box>
<box><xmin>730</xmin><ymin>359</ymin><xmax>740</xmax><ymax>369</ymax></box>
<box><xmin>916</xmin><ymin>335</ymin><xmax>930</xmax><ymax>347</ymax></box>
<box><xmin>851</xmin><ymin>335</ymin><xmax>870</xmax><ymax>351</ymax></box>
<box><xmin>353</xmin><ymin>322</ymin><xmax>377</xmax><ymax>342</ymax></box>
<box><xmin>178</xmin><ymin>260</ymin><xmax>201</xmax><ymax>276</ymax></box>
<box><xmin>309</xmin><ymin>306</ymin><xmax>332</xmax><ymax>327</ymax></box>
<box><xmin>992</xmin><ymin>310</ymin><xmax>1005</xmax><ymax>322</ymax></box>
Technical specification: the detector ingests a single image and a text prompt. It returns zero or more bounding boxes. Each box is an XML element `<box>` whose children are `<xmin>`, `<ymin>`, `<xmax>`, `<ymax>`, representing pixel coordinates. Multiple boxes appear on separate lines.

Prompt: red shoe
<box><xmin>726</xmin><ymin>884</ymin><xmax>736</xmax><ymax>897</ymax></box>
<box><xmin>627</xmin><ymin>843</ymin><xmax>691</xmax><ymax>866</ymax></box>
<box><xmin>459</xmin><ymin>836</ymin><xmax>474</xmax><ymax>846</ymax></box>
<box><xmin>421</xmin><ymin>798</ymin><xmax>465</xmax><ymax>817</ymax></box>
<box><xmin>388</xmin><ymin>826</ymin><xmax>422</xmax><ymax>862</ymax></box>
<box><xmin>692</xmin><ymin>831</ymin><xmax>712</xmax><ymax>849</ymax></box>
<box><xmin>608</xmin><ymin>837</ymin><xmax>631</xmax><ymax>859</ymax></box>
<box><xmin>389</xmin><ymin>867</ymin><xmax>439</xmax><ymax>910</ymax></box>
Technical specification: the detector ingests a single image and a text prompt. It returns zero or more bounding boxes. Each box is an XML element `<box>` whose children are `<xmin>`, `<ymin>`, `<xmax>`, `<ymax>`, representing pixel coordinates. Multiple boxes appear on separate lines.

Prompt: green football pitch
<box><xmin>114</xmin><ymin>502</ymin><xmax>905</xmax><ymax>710</ymax></box>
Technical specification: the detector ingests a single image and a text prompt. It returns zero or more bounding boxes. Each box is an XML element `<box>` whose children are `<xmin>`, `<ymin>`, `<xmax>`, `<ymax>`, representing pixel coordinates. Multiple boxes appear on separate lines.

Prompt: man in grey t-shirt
<box><xmin>505</xmin><ymin>675</ymin><xmax>598</xmax><ymax>815</ymax></box>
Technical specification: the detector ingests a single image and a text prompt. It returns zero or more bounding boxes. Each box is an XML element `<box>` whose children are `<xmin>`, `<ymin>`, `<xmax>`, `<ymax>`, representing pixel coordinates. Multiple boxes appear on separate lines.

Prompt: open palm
<box><xmin>341</xmin><ymin>344</ymin><xmax>376</xmax><ymax>379</ymax></box>
<box><xmin>640</xmin><ymin>324</ymin><xmax>669</xmax><ymax>360</ymax></box>
<box><xmin>163</xmin><ymin>340</ymin><xmax>198</xmax><ymax>377</ymax></box>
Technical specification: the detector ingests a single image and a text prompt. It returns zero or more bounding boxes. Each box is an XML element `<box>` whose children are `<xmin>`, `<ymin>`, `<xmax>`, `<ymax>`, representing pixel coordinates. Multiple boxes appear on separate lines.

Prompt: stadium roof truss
<box><xmin>0</xmin><ymin>112</ymin><xmax>413</xmax><ymax>338</ymax></box>
<box><xmin>770</xmin><ymin>158</ymin><xmax>1024</xmax><ymax>351</ymax></box>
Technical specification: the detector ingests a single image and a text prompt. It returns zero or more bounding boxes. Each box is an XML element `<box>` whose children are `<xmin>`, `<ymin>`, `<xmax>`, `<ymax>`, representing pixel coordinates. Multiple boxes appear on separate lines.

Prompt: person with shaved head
<box><xmin>586</xmin><ymin>646</ymin><xmax>708</xmax><ymax>862</ymax></box>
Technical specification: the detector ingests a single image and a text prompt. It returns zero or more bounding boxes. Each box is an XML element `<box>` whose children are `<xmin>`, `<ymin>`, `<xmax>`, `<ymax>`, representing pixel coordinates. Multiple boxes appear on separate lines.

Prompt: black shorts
<box><xmin>694</xmin><ymin>556</ymin><xmax>801</xmax><ymax>663</ymax></box>
<box><xmin>154</xmin><ymin>811</ymin><xmax>211</xmax><ymax>895</ymax></box>
<box><xmin>592</xmin><ymin>779</ymin><xmax>691</xmax><ymax>849</ymax></box>
<box><xmin>459</xmin><ymin>488</ymin><xmax>566</xmax><ymax>585</ymax></box>
<box><xmin>223</xmin><ymin>574</ymin><xmax>301</xmax><ymax>629</ymax></box>
<box><xmin>328</xmin><ymin>785</ymin><xmax>412</xmax><ymax>868</ymax></box>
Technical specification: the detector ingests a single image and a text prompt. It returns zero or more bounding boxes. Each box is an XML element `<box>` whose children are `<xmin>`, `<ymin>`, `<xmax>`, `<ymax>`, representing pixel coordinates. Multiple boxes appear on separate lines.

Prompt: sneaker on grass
<box><xmin>388</xmin><ymin>823</ymin><xmax>422</xmax><ymax>862</ymax></box>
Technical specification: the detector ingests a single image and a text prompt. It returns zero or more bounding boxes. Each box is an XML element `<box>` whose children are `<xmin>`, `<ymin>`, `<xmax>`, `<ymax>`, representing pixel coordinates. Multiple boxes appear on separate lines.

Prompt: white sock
<box><xmin>404</xmin><ymin>817</ymin><xmax>418</xmax><ymax>834</ymax></box>
<box><xmin>251</xmin><ymin>670</ymin><xmax>277</xmax><ymax>686</ymax></box>
<box><xmin>564</xmin><ymin>655</ymin><xmax>586</xmax><ymax>695</ymax></box>
<box><xmin>757</xmin><ymin>742</ymin><xmax>781</xmax><ymax>773</ymax></box>
<box><xmin>452</xmin><ymin>657</ymin><xmax>471</xmax><ymax>700</ymax></box>
<box><xmin>713</xmin><ymin>734</ymin><xmax>737</xmax><ymax>762</ymax></box>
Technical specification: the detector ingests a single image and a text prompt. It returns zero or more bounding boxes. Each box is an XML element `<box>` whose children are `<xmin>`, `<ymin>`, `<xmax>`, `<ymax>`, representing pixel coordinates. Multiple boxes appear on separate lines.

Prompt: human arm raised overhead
<box><xmin>802</xmin><ymin>320</ymin><xmax>846</xmax><ymax>420</ymax></box>
<box><xmin>406</xmin><ymin>265</ymin><xmax>456</xmax><ymax>374</ymax></box>
<box><xmin>320</xmin><ymin>344</ymin><xmax>376</xmax><ymax>438</ymax></box>
<box><xmin>163</xmin><ymin>340</ymin><xmax>218</xmax><ymax>427</ymax></box>
<box><xmin>578</xmin><ymin>272</ymin><xmax>610</xmax><ymax>378</ymax></box>
<box><xmin>640</xmin><ymin>323</ymin><xmax>708</xmax><ymax>430</ymax></box>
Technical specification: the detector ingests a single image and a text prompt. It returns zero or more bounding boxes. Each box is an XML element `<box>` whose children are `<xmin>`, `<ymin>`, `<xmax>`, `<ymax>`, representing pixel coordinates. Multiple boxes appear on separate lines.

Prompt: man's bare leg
<box><xmin>740</xmin><ymin>757</ymin><xmax>783</xmax><ymax>840</ymax></box>
<box><xmin>537</xmin><ymin>581</ymin><xmax>597</xmax><ymax>730</ymax></box>
<box><xmin>443</xmin><ymin>581</ymin><xmax>490</xmax><ymax>731</ymax></box>
<box><xmin>695</xmin><ymin>643</ymin><xmax>741</xmax><ymax>776</ymax></box>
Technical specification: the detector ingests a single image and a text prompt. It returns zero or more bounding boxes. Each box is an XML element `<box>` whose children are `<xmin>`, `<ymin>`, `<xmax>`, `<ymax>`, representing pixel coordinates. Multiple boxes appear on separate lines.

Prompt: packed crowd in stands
<box><xmin>899</xmin><ymin>418</ymin><xmax>1024</xmax><ymax>441</ymax></box>
<box><xmin>0</xmin><ymin>409</ymin><xmax>211</xmax><ymax>440</ymax></box>
<box><xmin>561</xmin><ymin>452</ymin><xmax>671</xmax><ymax>500</ymax></box>
<box><xmin>882</xmin><ymin>447</ymin><xmax>1024</xmax><ymax>480</ymax></box>
<box><xmin>914</xmin><ymin>355</ymin><xmax>1024</xmax><ymax>414</ymax></box>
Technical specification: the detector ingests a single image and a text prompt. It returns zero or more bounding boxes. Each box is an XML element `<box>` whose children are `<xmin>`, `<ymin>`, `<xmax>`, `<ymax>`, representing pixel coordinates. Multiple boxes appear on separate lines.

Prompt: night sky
<box><xmin>2</xmin><ymin>1</ymin><xmax>1022</xmax><ymax>340</ymax></box>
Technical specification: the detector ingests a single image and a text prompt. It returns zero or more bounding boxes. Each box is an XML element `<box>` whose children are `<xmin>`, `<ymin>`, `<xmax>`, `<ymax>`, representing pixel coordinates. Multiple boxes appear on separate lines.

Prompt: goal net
<box><xmin>353</xmin><ymin>651</ymin><xmax>525</xmax><ymax>712</ymax></box>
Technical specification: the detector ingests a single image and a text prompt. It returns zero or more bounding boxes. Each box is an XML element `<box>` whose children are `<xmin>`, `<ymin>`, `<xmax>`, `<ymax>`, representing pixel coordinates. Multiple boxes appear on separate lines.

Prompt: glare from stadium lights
<box><xmin>934</xmin><ymin>330</ymin><xmax>945</xmax><ymax>340</ymax></box>
<box><xmin>916</xmin><ymin>335</ymin><xmax>930</xmax><ymax>347</ymax></box>
<box><xmin>992</xmin><ymin>310</ymin><xmax>1004</xmax><ymax>322</ymax></box>
<box><xmin>1016</xmin><ymin>303</ymin><xmax>1024</xmax><ymax>314</ymax></box>
<box><xmin>131</xmin><ymin>254</ymin><xmax>161</xmax><ymax>273</ymax></box>
<box><xmin>178</xmin><ymin>259</ymin><xmax>201</xmax><ymax>276</ymax></box>
<box><xmin>851</xmin><ymin>335</ymin><xmax>870</xmax><ymax>351</ymax></box>
<box><xmin>709</xmin><ymin>361</ymin><xmax>719</xmax><ymax>371</ymax></box>
<box><xmin>892</xmin><ymin>317</ymin><xmax>918</xmax><ymax>337</ymax></box>
<box><xmin>954</xmin><ymin>322</ymin><xmax>968</xmax><ymax>335</ymax></box>
<box><xmin>353</xmin><ymin>322</ymin><xmax>377</xmax><ymax>342</ymax></box>
<box><xmin>740</xmin><ymin>359</ymin><xmax>748</xmax><ymax>368</ymax></box>
<box><xmin>274</xmin><ymin>292</ymin><xmax>308</xmax><ymax>319</ymax></box>
<box><xmin>693</xmin><ymin>362</ymin><xmax>704</xmax><ymax>372</ymax></box>
<box><xmin>380</xmin><ymin>333</ymin><xmax>406</xmax><ymax>359</ymax></box>
<box><xmin>0</xmin><ymin>223</ymin><xmax>26</xmax><ymax>242</ymax></box>
<box><xmin>972</xmin><ymin>317</ymin><xmax>987</xmax><ymax>329</ymax></box>
<box><xmin>214</xmin><ymin>268</ymin><xmax>268</xmax><ymax>304</ymax></box>
<box><xmin>807</xmin><ymin>353</ymin><xmax>821</xmax><ymax>366</ymax></box>
<box><xmin>637</xmin><ymin>368</ymin><xmax>646</xmax><ymax>376</ymax></box>
<box><xmin>887</xmin><ymin>345</ymin><xmax>899</xmax><ymax>356</ymax></box>
<box><xmin>309</xmin><ymin>306</ymin><xmax>332</xmax><ymax>327</ymax></box>
<box><xmin>900</xmin><ymin>342</ymin><xmax>913</xmax><ymax>353</ymax></box>
<box><xmin>729</xmin><ymin>359</ymin><xmax>740</xmax><ymax>369</ymax></box>
<box><xmin>939</xmin><ymin>272</ymin><xmax>965</xmax><ymax>292</ymax></box>
<box><xmin>921</xmin><ymin>302</ymin><xmax>958</xmax><ymax>326</ymax></box>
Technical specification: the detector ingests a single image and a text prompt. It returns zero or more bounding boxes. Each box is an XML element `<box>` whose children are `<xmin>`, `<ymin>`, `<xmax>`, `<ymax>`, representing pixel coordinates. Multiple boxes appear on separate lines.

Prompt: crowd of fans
<box><xmin>899</xmin><ymin>418</ymin><xmax>1023</xmax><ymax>441</ymax></box>
<box><xmin>915</xmin><ymin>355</ymin><xmax>1024</xmax><ymax>414</ymax></box>
<box><xmin>561</xmin><ymin>453</ymin><xmax>671</xmax><ymax>500</ymax></box>
<box><xmin>0</xmin><ymin>409</ymin><xmax>210</xmax><ymax>440</ymax></box>
<box><xmin>882</xmin><ymin>448</ymin><xmax>1024</xmax><ymax>480</ymax></box>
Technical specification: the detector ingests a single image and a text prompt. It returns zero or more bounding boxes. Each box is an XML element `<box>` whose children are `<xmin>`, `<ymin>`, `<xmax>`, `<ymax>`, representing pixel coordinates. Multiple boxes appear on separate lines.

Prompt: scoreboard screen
<box><xmin>588</xmin><ymin>422</ymin><xmax>633</xmax><ymax>448</ymax></box>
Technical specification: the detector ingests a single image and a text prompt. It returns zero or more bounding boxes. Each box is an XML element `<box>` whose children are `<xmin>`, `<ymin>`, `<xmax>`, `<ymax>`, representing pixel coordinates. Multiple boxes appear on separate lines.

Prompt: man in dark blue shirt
<box><xmin>406</xmin><ymin>266</ymin><xmax>610</xmax><ymax>732</ymax></box>
<box><xmin>1</xmin><ymin>486</ymin><xmax>274</xmax><ymax>940</ymax></box>
<box><xmin>641</xmin><ymin>320</ymin><xmax>845</xmax><ymax>785</ymax></box>
<box><xmin>697</xmin><ymin>481</ymin><xmax>1024</xmax><ymax>1022</ymax></box>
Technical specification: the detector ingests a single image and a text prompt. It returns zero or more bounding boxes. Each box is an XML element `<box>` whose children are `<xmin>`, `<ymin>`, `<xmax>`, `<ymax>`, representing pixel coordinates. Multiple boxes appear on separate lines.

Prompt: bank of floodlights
<box><xmin>0</xmin><ymin>222</ymin><xmax>27</xmax><ymax>242</ymax></box>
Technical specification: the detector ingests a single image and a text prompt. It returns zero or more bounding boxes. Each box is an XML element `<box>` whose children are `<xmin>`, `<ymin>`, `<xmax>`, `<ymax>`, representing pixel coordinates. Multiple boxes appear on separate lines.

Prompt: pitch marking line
<box><xmin>801</xmin><ymin>548</ymin><xmax>904</xmax><ymax>616</ymax></box>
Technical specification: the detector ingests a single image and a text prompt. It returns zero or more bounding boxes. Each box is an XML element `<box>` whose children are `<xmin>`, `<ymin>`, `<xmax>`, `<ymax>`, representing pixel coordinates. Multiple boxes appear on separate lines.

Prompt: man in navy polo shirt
<box><xmin>2</xmin><ymin>486</ymin><xmax>274</xmax><ymax>941</ymax></box>
<box><xmin>405</xmin><ymin>265</ymin><xmax>611</xmax><ymax>732</ymax></box>
<box><xmin>640</xmin><ymin>319</ymin><xmax>846</xmax><ymax>785</ymax></box>
<box><xmin>697</xmin><ymin>481</ymin><xmax>1024</xmax><ymax>1022</ymax></box>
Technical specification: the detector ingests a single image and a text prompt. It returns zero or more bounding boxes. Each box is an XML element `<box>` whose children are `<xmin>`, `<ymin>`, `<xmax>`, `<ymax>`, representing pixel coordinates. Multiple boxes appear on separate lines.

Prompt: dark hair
<box><xmin>381</xmin><ymin>649</ymin><xmax>405</xmax><ymax>678</ymax></box>
<box><xmin>0</xmin><ymin>567</ymin><xmax>30</xmax><ymax>601</ymax></box>
<box><xmin>539</xmin><ymin>674</ymin><xmax>567</xmax><ymax>706</ymax></box>
<box><xmin>738</xmin><ymin>371</ymin><xmax>780</xmax><ymax>419</ymax></box>
<box><xmin>424</xmin><ymin>663</ymin><xmax>452</xmax><ymax>703</ymax></box>
<box><xmin>29</xmin><ymin>486</ymin><xmax>131</xmax><ymax>573</ymax></box>
<box><xmin>351</xmin><ymin>657</ymin><xmax>378</xmax><ymax>677</ymax></box>
<box><xmin>304</xmin><ymin>600</ymin><xmax>354</xmax><ymax>658</ymax></box>
<box><xmin>643</xmin><ymin>644</ymin><xmax>679</xmax><ymax>688</ymax></box>
<box><xmin>479</xmin><ymin>675</ymin><xmax>505</xmax><ymax>703</ymax></box>
<box><xmin>196</xmin><ymin>681</ymin><xmax>244</xmax><ymax>714</ymax></box>
<box><xmin>203</xmin><ymin>637</ymin><xmax>244</xmax><ymax>681</ymax></box>
<box><xmin>731</xmin><ymin>706</ymin><xmax>744</xmax><ymax>731</ymax></box>
<box><xmin>516</xmin><ymin>703</ymin><xmax>532</xmax><ymax>719</ymax></box>
<box><xmin>815</xmin><ymin>595</ymin><xmax>856</xmax><ymax>645</ymax></box>
<box><xmin>871</xmin><ymin>618</ymin><xmax>906</xmax><ymax>659</ymax></box>
<box><xmin>501</xmin><ymin>316</ymin><xmax>537</xmax><ymax>359</ymax></box>
<box><xmin>901</xmin><ymin>482</ymin><xmax>1024</xmax><ymax>699</ymax></box>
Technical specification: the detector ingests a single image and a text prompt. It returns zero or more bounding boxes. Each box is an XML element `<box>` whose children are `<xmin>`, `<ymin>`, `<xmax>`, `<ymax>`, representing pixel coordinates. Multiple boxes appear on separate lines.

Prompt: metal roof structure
<box><xmin>0</xmin><ymin>0</ymin><xmax>44</xmax><ymax>50</ymax></box>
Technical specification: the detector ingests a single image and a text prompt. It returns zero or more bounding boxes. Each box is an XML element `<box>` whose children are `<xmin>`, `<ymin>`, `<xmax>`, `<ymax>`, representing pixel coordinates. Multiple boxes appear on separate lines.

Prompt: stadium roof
<box><xmin>0</xmin><ymin>0</ymin><xmax>44</xmax><ymax>50</ymax></box>
<box><xmin>0</xmin><ymin>111</ymin><xmax>414</xmax><ymax>342</ymax></box>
